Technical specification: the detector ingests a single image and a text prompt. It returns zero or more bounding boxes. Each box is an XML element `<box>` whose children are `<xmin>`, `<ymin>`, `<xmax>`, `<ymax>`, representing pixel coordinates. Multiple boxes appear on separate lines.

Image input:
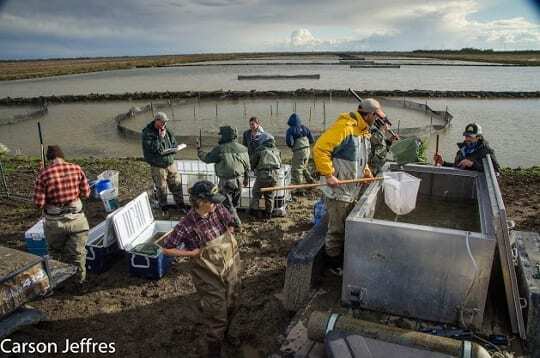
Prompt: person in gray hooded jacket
<box><xmin>286</xmin><ymin>113</ymin><xmax>315</xmax><ymax>185</ymax></box>
<box><xmin>198</xmin><ymin>126</ymin><xmax>250</xmax><ymax>226</ymax></box>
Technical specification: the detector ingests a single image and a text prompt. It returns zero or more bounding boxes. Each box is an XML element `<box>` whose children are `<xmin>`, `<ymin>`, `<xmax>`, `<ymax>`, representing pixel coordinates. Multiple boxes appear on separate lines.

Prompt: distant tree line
<box><xmin>413</xmin><ymin>48</ymin><xmax>538</xmax><ymax>54</ymax></box>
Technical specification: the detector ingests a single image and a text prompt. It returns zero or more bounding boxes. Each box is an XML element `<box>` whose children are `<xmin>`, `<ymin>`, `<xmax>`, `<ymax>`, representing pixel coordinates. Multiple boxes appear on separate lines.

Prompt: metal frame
<box><xmin>483</xmin><ymin>155</ymin><xmax>526</xmax><ymax>338</ymax></box>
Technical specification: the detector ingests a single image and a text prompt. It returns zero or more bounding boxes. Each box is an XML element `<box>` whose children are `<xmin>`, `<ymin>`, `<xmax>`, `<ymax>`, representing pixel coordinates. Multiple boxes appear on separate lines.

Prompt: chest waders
<box><xmin>189</xmin><ymin>230</ymin><xmax>241</xmax><ymax>346</ymax></box>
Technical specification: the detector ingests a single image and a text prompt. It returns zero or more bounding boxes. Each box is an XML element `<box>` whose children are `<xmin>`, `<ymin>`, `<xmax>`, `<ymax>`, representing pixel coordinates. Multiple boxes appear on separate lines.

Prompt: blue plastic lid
<box><xmin>95</xmin><ymin>179</ymin><xmax>113</xmax><ymax>193</ymax></box>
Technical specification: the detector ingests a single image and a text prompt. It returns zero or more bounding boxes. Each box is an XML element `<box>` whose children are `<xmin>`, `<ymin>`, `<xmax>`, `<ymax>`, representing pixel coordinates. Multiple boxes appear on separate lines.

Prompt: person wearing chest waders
<box><xmin>286</xmin><ymin>113</ymin><xmax>315</xmax><ymax>185</ymax></box>
<box><xmin>33</xmin><ymin>145</ymin><xmax>91</xmax><ymax>288</ymax></box>
<box><xmin>313</xmin><ymin>99</ymin><xmax>382</xmax><ymax>275</ymax></box>
<box><xmin>162</xmin><ymin>181</ymin><xmax>241</xmax><ymax>358</ymax></box>
<box><xmin>198</xmin><ymin>126</ymin><xmax>250</xmax><ymax>227</ymax></box>
<box><xmin>369</xmin><ymin>116</ymin><xmax>399</xmax><ymax>175</ymax></box>
<box><xmin>142</xmin><ymin>112</ymin><xmax>185</xmax><ymax>211</ymax></box>
<box><xmin>433</xmin><ymin>123</ymin><xmax>501</xmax><ymax>173</ymax></box>
<box><xmin>249</xmin><ymin>132</ymin><xmax>282</xmax><ymax>219</ymax></box>
<box><xmin>242</xmin><ymin>116</ymin><xmax>264</xmax><ymax>159</ymax></box>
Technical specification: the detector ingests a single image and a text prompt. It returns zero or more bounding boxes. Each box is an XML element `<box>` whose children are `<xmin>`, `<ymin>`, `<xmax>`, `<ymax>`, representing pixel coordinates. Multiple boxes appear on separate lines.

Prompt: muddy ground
<box><xmin>1</xmin><ymin>157</ymin><xmax>539</xmax><ymax>357</ymax></box>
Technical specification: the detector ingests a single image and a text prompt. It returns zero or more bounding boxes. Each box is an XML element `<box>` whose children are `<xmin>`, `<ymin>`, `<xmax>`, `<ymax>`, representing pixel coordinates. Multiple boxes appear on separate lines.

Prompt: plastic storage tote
<box><xmin>86</xmin><ymin>212</ymin><xmax>122</xmax><ymax>274</ymax></box>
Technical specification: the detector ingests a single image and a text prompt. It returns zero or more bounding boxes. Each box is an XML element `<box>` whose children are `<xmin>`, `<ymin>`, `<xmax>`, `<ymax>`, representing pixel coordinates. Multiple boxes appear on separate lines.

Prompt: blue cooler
<box><xmin>86</xmin><ymin>213</ymin><xmax>122</xmax><ymax>274</ymax></box>
<box><xmin>24</xmin><ymin>219</ymin><xmax>48</xmax><ymax>256</ymax></box>
<box><xmin>112</xmin><ymin>192</ymin><xmax>177</xmax><ymax>280</ymax></box>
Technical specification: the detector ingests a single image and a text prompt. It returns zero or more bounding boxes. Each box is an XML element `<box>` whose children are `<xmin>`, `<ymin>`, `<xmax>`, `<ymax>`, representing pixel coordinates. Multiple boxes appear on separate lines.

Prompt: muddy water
<box><xmin>374</xmin><ymin>195</ymin><xmax>481</xmax><ymax>232</ymax></box>
<box><xmin>0</xmin><ymin>98</ymin><xmax>539</xmax><ymax>168</ymax></box>
<box><xmin>1</xmin><ymin>64</ymin><xmax>539</xmax><ymax>98</ymax></box>
<box><xmin>122</xmin><ymin>97</ymin><xmax>435</xmax><ymax>137</ymax></box>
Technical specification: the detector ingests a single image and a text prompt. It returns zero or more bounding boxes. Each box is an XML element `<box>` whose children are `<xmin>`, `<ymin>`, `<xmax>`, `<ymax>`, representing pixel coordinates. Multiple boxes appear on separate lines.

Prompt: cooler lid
<box><xmin>102</xmin><ymin>211</ymin><xmax>118</xmax><ymax>247</ymax></box>
<box><xmin>112</xmin><ymin>192</ymin><xmax>154</xmax><ymax>251</ymax></box>
<box><xmin>24</xmin><ymin>219</ymin><xmax>44</xmax><ymax>239</ymax></box>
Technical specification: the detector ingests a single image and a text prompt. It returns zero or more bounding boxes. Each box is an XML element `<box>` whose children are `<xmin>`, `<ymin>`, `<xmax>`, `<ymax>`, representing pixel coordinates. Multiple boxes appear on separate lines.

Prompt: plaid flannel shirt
<box><xmin>33</xmin><ymin>160</ymin><xmax>91</xmax><ymax>208</ymax></box>
<box><xmin>165</xmin><ymin>204</ymin><xmax>234</xmax><ymax>250</ymax></box>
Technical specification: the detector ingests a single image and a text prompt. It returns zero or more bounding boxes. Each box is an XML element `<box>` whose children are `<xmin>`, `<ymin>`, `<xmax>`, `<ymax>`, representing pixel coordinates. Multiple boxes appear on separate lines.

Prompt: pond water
<box><xmin>0</xmin><ymin>62</ymin><xmax>538</xmax><ymax>98</ymax></box>
<box><xmin>0</xmin><ymin>98</ymin><xmax>538</xmax><ymax>168</ymax></box>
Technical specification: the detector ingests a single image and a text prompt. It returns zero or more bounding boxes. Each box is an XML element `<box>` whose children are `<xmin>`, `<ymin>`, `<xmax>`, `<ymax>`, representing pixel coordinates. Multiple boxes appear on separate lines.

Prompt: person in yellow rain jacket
<box><xmin>313</xmin><ymin>98</ymin><xmax>385</xmax><ymax>273</ymax></box>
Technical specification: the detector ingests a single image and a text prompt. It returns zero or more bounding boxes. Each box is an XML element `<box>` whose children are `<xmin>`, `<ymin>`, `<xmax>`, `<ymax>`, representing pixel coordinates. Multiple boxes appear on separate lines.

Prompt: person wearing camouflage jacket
<box><xmin>249</xmin><ymin>133</ymin><xmax>281</xmax><ymax>218</ymax></box>
<box><xmin>142</xmin><ymin>112</ymin><xmax>184</xmax><ymax>209</ymax></box>
<box><xmin>369</xmin><ymin>117</ymin><xmax>398</xmax><ymax>175</ymax></box>
<box><xmin>198</xmin><ymin>126</ymin><xmax>250</xmax><ymax>226</ymax></box>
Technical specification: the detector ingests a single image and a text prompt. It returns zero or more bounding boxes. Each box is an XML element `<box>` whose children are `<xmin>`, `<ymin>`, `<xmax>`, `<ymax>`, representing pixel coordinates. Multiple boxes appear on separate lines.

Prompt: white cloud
<box><xmin>274</xmin><ymin>0</ymin><xmax>540</xmax><ymax>51</ymax></box>
<box><xmin>290</xmin><ymin>29</ymin><xmax>320</xmax><ymax>47</ymax></box>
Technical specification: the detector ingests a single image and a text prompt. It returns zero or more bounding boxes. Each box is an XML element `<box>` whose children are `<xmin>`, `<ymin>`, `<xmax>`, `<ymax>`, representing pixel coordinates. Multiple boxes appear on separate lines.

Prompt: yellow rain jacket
<box><xmin>313</xmin><ymin>111</ymin><xmax>372</xmax><ymax>202</ymax></box>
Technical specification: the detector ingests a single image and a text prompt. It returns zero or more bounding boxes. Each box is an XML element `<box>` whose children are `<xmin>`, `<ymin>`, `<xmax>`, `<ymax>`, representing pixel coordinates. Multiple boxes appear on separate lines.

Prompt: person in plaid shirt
<box><xmin>34</xmin><ymin>145</ymin><xmax>91</xmax><ymax>286</ymax></box>
<box><xmin>163</xmin><ymin>181</ymin><xmax>241</xmax><ymax>358</ymax></box>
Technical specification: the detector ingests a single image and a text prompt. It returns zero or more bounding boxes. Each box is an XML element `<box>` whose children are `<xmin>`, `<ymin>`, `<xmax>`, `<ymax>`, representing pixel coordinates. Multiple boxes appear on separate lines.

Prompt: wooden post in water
<box><xmin>276</xmin><ymin>101</ymin><xmax>279</xmax><ymax>114</ymax></box>
<box><xmin>397</xmin><ymin>120</ymin><xmax>401</xmax><ymax>136</ymax></box>
<box><xmin>323</xmin><ymin>101</ymin><xmax>327</xmax><ymax>130</ymax></box>
<box><xmin>294</xmin><ymin>101</ymin><xmax>297</xmax><ymax>112</ymax></box>
<box><xmin>309</xmin><ymin>107</ymin><xmax>312</xmax><ymax>124</ymax></box>
<box><xmin>170</xmin><ymin>98</ymin><xmax>176</xmax><ymax>121</ymax></box>
<box><xmin>243</xmin><ymin>102</ymin><xmax>247</xmax><ymax>121</ymax></box>
<box><xmin>150</xmin><ymin>102</ymin><xmax>155</xmax><ymax>117</ymax></box>
<box><xmin>215</xmin><ymin>103</ymin><xmax>218</xmax><ymax>120</ymax></box>
<box><xmin>270</xmin><ymin>105</ymin><xmax>273</xmax><ymax>118</ymax></box>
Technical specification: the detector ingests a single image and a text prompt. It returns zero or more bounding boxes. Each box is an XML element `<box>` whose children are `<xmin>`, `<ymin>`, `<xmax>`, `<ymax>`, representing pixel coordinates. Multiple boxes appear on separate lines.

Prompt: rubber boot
<box><xmin>207</xmin><ymin>341</ymin><xmax>223</xmax><ymax>358</ymax></box>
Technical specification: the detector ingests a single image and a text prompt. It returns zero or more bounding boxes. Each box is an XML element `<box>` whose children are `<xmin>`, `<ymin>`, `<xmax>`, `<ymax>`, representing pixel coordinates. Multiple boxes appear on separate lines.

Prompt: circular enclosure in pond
<box><xmin>116</xmin><ymin>95</ymin><xmax>451</xmax><ymax>146</ymax></box>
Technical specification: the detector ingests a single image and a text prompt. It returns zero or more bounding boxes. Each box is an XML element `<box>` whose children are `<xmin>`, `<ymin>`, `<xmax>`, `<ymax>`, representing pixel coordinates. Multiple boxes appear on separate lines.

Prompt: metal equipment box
<box><xmin>515</xmin><ymin>230</ymin><xmax>540</xmax><ymax>354</ymax></box>
<box><xmin>343</xmin><ymin>164</ymin><xmax>498</xmax><ymax>329</ymax></box>
<box><xmin>113</xmin><ymin>192</ymin><xmax>177</xmax><ymax>280</ymax></box>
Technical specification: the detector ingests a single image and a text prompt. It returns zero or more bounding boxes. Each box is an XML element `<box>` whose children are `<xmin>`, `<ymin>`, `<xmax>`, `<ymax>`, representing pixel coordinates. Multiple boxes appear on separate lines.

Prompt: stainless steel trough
<box><xmin>342</xmin><ymin>163</ymin><xmax>501</xmax><ymax>329</ymax></box>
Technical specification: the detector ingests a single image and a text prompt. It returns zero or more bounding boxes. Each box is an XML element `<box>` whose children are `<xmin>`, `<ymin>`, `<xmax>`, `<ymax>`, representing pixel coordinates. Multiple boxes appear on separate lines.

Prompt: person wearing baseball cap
<box><xmin>434</xmin><ymin>122</ymin><xmax>500</xmax><ymax>172</ymax></box>
<box><xmin>313</xmin><ymin>98</ymin><xmax>383</xmax><ymax>274</ymax></box>
<box><xmin>142</xmin><ymin>111</ymin><xmax>186</xmax><ymax>211</ymax></box>
<box><xmin>163</xmin><ymin>180</ymin><xmax>240</xmax><ymax>357</ymax></box>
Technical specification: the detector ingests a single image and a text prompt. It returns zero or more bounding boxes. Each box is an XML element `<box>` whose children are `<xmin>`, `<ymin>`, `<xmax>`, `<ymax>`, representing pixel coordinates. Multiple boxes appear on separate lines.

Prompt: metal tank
<box><xmin>342</xmin><ymin>163</ymin><xmax>499</xmax><ymax>329</ymax></box>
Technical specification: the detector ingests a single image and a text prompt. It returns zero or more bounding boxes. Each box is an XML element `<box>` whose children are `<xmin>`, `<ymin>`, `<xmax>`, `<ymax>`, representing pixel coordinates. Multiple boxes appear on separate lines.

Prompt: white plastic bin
<box><xmin>164</xmin><ymin>160</ymin><xmax>291</xmax><ymax>214</ymax></box>
<box><xmin>100</xmin><ymin>188</ymin><xmax>119</xmax><ymax>213</ymax></box>
<box><xmin>98</xmin><ymin>170</ymin><xmax>119</xmax><ymax>191</ymax></box>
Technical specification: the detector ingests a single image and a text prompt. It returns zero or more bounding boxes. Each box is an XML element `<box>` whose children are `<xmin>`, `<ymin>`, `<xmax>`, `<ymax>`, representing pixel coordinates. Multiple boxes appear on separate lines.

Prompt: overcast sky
<box><xmin>0</xmin><ymin>0</ymin><xmax>539</xmax><ymax>59</ymax></box>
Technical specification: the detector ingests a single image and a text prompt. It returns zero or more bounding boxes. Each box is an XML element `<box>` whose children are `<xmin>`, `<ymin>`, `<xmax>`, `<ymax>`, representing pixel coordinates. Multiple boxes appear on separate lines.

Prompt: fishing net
<box><xmin>383</xmin><ymin>171</ymin><xmax>421</xmax><ymax>216</ymax></box>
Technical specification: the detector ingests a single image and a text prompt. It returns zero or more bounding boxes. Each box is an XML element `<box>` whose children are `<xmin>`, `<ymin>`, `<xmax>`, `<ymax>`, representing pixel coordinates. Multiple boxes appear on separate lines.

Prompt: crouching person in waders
<box><xmin>162</xmin><ymin>180</ymin><xmax>241</xmax><ymax>358</ymax></box>
<box><xmin>33</xmin><ymin>145</ymin><xmax>91</xmax><ymax>289</ymax></box>
<box><xmin>198</xmin><ymin>126</ymin><xmax>250</xmax><ymax>227</ymax></box>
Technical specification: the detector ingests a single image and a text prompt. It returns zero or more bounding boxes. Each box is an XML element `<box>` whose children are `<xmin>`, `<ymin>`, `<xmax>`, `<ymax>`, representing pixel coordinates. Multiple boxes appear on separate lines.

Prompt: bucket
<box><xmin>98</xmin><ymin>170</ymin><xmax>119</xmax><ymax>191</ymax></box>
<box><xmin>95</xmin><ymin>179</ymin><xmax>113</xmax><ymax>195</ymax></box>
<box><xmin>100</xmin><ymin>188</ymin><xmax>119</xmax><ymax>213</ymax></box>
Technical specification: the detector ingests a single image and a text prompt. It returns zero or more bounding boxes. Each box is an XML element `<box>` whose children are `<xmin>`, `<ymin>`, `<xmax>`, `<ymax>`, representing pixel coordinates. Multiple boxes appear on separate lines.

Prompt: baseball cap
<box><xmin>358</xmin><ymin>98</ymin><xmax>386</xmax><ymax>118</ymax></box>
<box><xmin>189</xmin><ymin>180</ymin><xmax>225</xmax><ymax>203</ymax></box>
<box><xmin>154</xmin><ymin>112</ymin><xmax>169</xmax><ymax>122</ymax></box>
<box><xmin>463</xmin><ymin>123</ymin><xmax>482</xmax><ymax>136</ymax></box>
